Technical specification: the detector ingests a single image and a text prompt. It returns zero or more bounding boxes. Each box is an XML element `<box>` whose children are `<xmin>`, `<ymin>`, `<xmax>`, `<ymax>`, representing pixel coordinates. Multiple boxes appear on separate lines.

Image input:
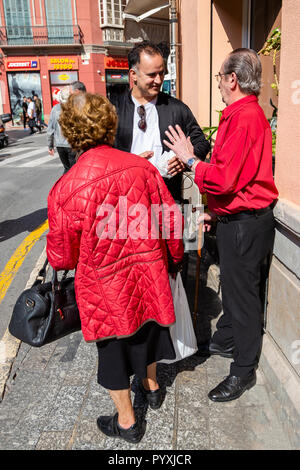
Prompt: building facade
<box><xmin>0</xmin><ymin>0</ymin><xmax>133</xmax><ymax>122</ymax></box>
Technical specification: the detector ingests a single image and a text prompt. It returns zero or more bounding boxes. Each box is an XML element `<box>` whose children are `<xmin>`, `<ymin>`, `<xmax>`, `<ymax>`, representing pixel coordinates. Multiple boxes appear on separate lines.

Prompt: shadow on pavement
<box><xmin>0</xmin><ymin>208</ymin><xmax>48</xmax><ymax>242</ymax></box>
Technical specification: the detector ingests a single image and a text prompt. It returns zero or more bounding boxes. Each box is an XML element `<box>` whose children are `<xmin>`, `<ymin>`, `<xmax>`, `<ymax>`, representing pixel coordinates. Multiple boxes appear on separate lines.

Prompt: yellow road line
<box><xmin>0</xmin><ymin>219</ymin><xmax>49</xmax><ymax>305</ymax></box>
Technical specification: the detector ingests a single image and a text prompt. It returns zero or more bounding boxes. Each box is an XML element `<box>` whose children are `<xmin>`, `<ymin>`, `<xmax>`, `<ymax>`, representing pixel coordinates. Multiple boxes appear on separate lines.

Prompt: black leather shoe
<box><xmin>97</xmin><ymin>412</ymin><xmax>145</xmax><ymax>443</ymax></box>
<box><xmin>140</xmin><ymin>383</ymin><xmax>162</xmax><ymax>410</ymax></box>
<box><xmin>208</xmin><ymin>373</ymin><xmax>256</xmax><ymax>402</ymax></box>
<box><xmin>209</xmin><ymin>342</ymin><xmax>235</xmax><ymax>358</ymax></box>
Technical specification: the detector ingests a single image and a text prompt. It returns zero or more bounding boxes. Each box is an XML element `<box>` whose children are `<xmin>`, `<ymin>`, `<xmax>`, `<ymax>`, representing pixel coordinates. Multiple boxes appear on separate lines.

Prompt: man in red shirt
<box><xmin>164</xmin><ymin>48</ymin><xmax>278</xmax><ymax>402</ymax></box>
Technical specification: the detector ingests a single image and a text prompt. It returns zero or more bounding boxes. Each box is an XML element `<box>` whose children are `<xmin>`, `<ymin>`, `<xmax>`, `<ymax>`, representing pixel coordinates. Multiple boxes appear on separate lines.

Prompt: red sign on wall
<box><xmin>5</xmin><ymin>59</ymin><xmax>40</xmax><ymax>71</ymax></box>
<box><xmin>104</xmin><ymin>57</ymin><xmax>128</xmax><ymax>69</ymax></box>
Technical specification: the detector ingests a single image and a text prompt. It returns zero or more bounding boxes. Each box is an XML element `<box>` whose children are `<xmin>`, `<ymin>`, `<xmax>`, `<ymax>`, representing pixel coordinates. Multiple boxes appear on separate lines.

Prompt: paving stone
<box><xmin>35</xmin><ymin>431</ymin><xmax>73</xmax><ymax>450</ymax></box>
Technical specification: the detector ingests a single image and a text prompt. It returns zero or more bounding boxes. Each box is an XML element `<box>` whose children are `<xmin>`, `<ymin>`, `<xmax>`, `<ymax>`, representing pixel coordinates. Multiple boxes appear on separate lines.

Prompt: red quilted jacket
<box><xmin>46</xmin><ymin>145</ymin><xmax>184</xmax><ymax>342</ymax></box>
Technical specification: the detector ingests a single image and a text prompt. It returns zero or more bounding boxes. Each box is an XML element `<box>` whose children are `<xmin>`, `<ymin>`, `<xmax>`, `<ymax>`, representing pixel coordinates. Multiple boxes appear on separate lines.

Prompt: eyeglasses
<box><xmin>215</xmin><ymin>72</ymin><xmax>230</xmax><ymax>83</ymax></box>
<box><xmin>137</xmin><ymin>105</ymin><xmax>147</xmax><ymax>132</ymax></box>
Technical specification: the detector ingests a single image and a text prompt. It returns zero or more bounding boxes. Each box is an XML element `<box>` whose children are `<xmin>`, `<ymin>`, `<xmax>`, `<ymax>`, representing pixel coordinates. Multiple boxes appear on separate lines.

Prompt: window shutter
<box><xmin>4</xmin><ymin>0</ymin><xmax>33</xmax><ymax>42</ymax></box>
<box><xmin>45</xmin><ymin>0</ymin><xmax>73</xmax><ymax>42</ymax></box>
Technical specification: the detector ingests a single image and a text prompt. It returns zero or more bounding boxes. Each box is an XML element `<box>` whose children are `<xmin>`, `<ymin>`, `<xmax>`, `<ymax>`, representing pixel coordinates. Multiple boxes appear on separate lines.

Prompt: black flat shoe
<box><xmin>209</xmin><ymin>342</ymin><xmax>235</xmax><ymax>358</ymax></box>
<box><xmin>140</xmin><ymin>383</ymin><xmax>162</xmax><ymax>410</ymax></box>
<box><xmin>97</xmin><ymin>412</ymin><xmax>145</xmax><ymax>443</ymax></box>
<box><xmin>208</xmin><ymin>373</ymin><xmax>256</xmax><ymax>402</ymax></box>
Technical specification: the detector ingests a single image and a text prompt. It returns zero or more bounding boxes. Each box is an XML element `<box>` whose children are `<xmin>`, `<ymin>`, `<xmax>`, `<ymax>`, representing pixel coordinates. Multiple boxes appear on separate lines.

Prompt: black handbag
<box><xmin>9</xmin><ymin>259</ymin><xmax>81</xmax><ymax>347</ymax></box>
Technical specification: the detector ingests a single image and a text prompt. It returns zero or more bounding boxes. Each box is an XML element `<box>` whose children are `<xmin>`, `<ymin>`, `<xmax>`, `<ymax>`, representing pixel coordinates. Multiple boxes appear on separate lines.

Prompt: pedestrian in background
<box><xmin>22</xmin><ymin>96</ymin><xmax>28</xmax><ymax>129</ymax></box>
<box><xmin>164</xmin><ymin>48</ymin><xmax>279</xmax><ymax>402</ymax></box>
<box><xmin>47</xmin><ymin>87</ymin><xmax>77</xmax><ymax>173</ymax></box>
<box><xmin>70</xmin><ymin>80</ymin><xmax>87</xmax><ymax>95</ymax></box>
<box><xmin>34</xmin><ymin>94</ymin><xmax>47</xmax><ymax>129</ymax></box>
<box><xmin>46</xmin><ymin>92</ymin><xmax>184</xmax><ymax>443</ymax></box>
<box><xmin>27</xmin><ymin>96</ymin><xmax>41</xmax><ymax>134</ymax></box>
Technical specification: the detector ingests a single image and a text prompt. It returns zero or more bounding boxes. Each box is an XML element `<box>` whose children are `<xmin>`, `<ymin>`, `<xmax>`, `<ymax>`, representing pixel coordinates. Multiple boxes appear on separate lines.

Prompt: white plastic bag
<box><xmin>160</xmin><ymin>273</ymin><xmax>198</xmax><ymax>364</ymax></box>
<box><xmin>148</xmin><ymin>150</ymin><xmax>175</xmax><ymax>179</ymax></box>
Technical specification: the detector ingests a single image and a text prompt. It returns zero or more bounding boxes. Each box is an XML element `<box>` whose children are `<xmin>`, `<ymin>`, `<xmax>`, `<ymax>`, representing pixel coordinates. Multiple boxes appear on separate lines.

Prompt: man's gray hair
<box><xmin>223</xmin><ymin>48</ymin><xmax>262</xmax><ymax>96</ymax></box>
<box><xmin>70</xmin><ymin>81</ymin><xmax>86</xmax><ymax>93</ymax></box>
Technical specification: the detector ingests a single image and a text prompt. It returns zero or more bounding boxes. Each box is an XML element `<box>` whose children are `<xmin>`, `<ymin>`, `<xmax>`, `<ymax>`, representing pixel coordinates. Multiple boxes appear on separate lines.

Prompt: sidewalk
<box><xmin>0</xmin><ymin>249</ymin><xmax>293</xmax><ymax>451</ymax></box>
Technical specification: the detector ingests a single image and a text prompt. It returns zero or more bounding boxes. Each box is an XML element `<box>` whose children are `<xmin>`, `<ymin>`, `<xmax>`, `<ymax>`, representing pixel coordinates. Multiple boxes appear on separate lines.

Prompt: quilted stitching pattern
<box><xmin>47</xmin><ymin>145</ymin><xmax>184</xmax><ymax>342</ymax></box>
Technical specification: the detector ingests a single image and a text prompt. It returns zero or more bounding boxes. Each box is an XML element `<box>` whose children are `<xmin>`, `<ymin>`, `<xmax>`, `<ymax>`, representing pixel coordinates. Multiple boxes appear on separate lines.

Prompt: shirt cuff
<box><xmin>194</xmin><ymin>161</ymin><xmax>208</xmax><ymax>193</ymax></box>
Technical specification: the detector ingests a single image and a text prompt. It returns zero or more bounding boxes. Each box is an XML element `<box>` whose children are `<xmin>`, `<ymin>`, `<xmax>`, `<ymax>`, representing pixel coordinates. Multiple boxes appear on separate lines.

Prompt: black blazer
<box><xmin>111</xmin><ymin>91</ymin><xmax>210</xmax><ymax>201</ymax></box>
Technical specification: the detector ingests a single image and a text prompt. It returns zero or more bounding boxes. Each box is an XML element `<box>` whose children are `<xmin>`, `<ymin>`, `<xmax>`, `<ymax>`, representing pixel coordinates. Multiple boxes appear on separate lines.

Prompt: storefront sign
<box><xmin>104</xmin><ymin>57</ymin><xmax>128</xmax><ymax>69</ymax></box>
<box><xmin>5</xmin><ymin>59</ymin><xmax>39</xmax><ymax>71</ymax></box>
<box><xmin>106</xmin><ymin>71</ymin><xmax>129</xmax><ymax>84</ymax></box>
<box><xmin>48</xmin><ymin>57</ymin><xmax>78</xmax><ymax>71</ymax></box>
<box><xmin>50</xmin><ymin>71</ymin><xmax>78</xmax><ymax>85</ymax></box>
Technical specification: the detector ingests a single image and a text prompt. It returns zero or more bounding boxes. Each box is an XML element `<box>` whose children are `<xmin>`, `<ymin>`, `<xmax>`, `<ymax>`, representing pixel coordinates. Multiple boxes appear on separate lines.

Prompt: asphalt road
<box><xmin>0</xmin><ymin>127</ymin><xmax>63</xmax><ymax>338</ymax></box>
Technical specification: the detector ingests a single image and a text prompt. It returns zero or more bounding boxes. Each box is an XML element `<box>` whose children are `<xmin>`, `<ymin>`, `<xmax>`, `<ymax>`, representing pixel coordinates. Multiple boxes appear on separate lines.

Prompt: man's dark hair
<box><xmin>71</xmin><ymin>81</ymin><xmax>87</xmax><ymax>93</ymax></box>
<box><xmin>128</xmin><ymin>41</ymin><xmax>163</xmax><ymax>70</ymax></box>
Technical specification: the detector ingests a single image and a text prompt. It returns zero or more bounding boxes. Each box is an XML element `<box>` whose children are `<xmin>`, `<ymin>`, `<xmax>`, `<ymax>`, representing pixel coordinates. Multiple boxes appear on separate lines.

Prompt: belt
<box><xmin>217</xmin><ymin>204</ymin><xmax>274</xmax><ymax>223</ymax></box>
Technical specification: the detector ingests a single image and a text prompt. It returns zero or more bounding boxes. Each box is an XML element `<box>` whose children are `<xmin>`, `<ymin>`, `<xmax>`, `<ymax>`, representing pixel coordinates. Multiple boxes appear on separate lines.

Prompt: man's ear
<box><xmin>230</xmin><ymin>72</ymin><xmax>238</xmax><ymax>90</ymax></box>
<box><xmin>129</xmin><ymin>68</ymin><xmax>137</xmax><ymax>85</ymax></box>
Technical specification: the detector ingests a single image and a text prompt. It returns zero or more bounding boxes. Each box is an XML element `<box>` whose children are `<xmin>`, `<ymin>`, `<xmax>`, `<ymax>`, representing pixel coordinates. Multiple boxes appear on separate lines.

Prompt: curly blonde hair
<box><xmin>59</xmin><ymin>93</ymin><xmax>118</xmax><ymax>151</ymax></box>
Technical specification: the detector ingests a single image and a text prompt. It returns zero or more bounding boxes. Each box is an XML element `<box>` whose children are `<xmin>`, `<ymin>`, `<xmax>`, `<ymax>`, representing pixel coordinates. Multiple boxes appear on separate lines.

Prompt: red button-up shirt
<box><xmin>194</xmin><ymin>95</ymin><xmax>278</xmax><ymax>215</ymax></box>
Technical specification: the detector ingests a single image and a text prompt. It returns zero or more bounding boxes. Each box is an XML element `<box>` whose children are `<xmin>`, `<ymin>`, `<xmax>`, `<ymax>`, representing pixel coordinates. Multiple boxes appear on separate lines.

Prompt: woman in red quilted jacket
<box><xmin>46</xmin><ymin>93</ymin><xmax>184</xmax><ymax>443</ymax></box>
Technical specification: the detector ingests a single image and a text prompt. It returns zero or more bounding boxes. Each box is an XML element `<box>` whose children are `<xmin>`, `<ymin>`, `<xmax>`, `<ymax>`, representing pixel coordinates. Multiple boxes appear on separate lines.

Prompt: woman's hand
<box><xmin>139</xmin><ymin>151</ymin><xmax>154</xmax><ymax>159</ymax></box>
<box><xmin>168</xmin><ymin>261</ymin><xmax>183</xmax><ymax>279</ymax></box>
<box><xmin>164</xmin><ymin>125</ymin><xmax>195</xmax><ymax>165</ymax></box>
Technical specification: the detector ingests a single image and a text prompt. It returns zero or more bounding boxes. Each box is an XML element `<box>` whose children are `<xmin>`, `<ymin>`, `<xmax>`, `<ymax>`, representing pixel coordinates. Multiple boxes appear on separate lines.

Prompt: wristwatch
<box><xmin>186</xmin><ymin>157</ymin><xmax>196</xmax><ymax>169</ymax></box>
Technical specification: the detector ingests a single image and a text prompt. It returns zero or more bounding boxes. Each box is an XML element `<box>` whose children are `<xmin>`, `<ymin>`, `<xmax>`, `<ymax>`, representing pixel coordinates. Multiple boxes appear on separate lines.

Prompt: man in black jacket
<box><xmin>111</xmin><ymin>41</ymin><xmax>210</xmax><ymax>202</ymax></box>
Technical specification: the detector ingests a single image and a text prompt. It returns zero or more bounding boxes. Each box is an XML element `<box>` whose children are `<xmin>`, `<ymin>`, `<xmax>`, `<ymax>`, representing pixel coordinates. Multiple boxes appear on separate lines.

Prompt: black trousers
<box><xmin>57</xmin><ymin>147</ymin><xmax>77</xmax><ymax>173</ymax></box>
<box><xmin>211</xmin><ymin>210</ymin><xmax>275</xmax><ymax>378</ymax></box>
<box><xmin>23</xmin><ymin>111</ymin><xmax>27</xmax><ymax>128</ymax></box>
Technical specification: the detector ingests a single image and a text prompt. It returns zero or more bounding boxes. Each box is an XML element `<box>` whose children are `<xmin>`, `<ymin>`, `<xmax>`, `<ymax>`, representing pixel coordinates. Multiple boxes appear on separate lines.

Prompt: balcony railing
<box><xmin>0</xmin><ymin>25</ymin><xmax>82</xmax><ymax>47</ymax></box>
<box><xmin>102</xmin><ymin>27</ymin><xmax>124</xmax><ymax>43</ymax></box>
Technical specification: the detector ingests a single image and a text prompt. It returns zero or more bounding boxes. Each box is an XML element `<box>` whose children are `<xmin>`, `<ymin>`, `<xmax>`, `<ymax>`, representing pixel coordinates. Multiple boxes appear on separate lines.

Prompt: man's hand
<box><xmin>198</xmin><ymin>212</ymin><xmax>217</xmax><ymax>232</ymax></box>
<box><xmin>48</xmin><ymin>148</ymin><xmax>55</xmax><ymax>156</ymax></box>
<box><xmin>139</xmin><ymin>151</ymin><xmax>154</xmax><ymax>159</ymax></box>
<box><xmin>164</xmin><ymin>125</ymin><xmax>195</xmax><ymax>165</ymax></box>
<box><xmin>167</xmin><ymin>156</ymin><xmax>185</xmax><ymax>176</ymax></box>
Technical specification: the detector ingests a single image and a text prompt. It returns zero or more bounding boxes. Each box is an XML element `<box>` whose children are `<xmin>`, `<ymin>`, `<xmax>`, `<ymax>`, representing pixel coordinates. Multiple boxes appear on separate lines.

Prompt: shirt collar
<box><xmin>221</xmin><ymin>95</ymin><xmax>258</xmax><ymax>121</ymax></box>
<box><xmin>131</xmin><ymin>93</ymin><xmax>158</xmax><ymax>108</ymax></box>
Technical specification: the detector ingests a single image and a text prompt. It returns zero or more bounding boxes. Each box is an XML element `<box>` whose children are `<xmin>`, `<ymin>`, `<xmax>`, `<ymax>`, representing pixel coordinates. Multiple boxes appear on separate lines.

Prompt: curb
<box><xmin>0</xmin><ymin>247</ymin><xmax>47</xmax><ymax>401</ymax></box>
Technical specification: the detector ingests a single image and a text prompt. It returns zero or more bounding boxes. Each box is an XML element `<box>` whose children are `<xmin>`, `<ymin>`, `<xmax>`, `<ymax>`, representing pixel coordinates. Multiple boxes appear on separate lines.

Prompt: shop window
<box><xmin>45</xmin><ymin>0</ymin><xmax>73</xmax><ymax>43</ymax></box>
<box><xmin>3</xmin><ymin>0</ymin><xmax>33</xmax><ymax>45</ymax></box>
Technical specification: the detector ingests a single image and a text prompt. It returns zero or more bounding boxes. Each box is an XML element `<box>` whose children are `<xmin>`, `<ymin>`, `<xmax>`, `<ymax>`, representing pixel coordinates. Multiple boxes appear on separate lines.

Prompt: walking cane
<box><xmin>193</xmin><ymin>217</ymin><xmax>203</xmax><ymax>328</ymax></box>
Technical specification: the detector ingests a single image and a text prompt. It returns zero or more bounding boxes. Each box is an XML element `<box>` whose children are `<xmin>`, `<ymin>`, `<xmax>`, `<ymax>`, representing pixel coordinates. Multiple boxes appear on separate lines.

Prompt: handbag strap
<box><xmin>32</xmin><ymin>257</ymin><xmax>70</xmax><ymax>289</ymax></box>
<box><xmin>51</xmin><ymin>265</ymin><xmax>69</xmax><ymax>289</ymax></box>
<box><xmin>34</xmin><ymin>258</ymin><xmax>49</xmax><ymax>284</ymax></box>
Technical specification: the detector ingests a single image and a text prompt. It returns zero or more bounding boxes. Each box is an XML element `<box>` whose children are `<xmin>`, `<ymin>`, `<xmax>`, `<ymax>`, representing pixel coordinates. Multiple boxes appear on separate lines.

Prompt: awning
<box><xmin>124</xmin><ymin>0</ymin><xmax>170</xmax><ymax>22</ymax></box>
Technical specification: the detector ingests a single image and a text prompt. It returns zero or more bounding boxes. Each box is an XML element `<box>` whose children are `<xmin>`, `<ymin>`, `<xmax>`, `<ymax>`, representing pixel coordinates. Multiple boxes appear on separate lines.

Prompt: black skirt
<box><xmin>96</xmin><ymin>321</ymin><xmax>175</xmax><ymax>390</ymax></box>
